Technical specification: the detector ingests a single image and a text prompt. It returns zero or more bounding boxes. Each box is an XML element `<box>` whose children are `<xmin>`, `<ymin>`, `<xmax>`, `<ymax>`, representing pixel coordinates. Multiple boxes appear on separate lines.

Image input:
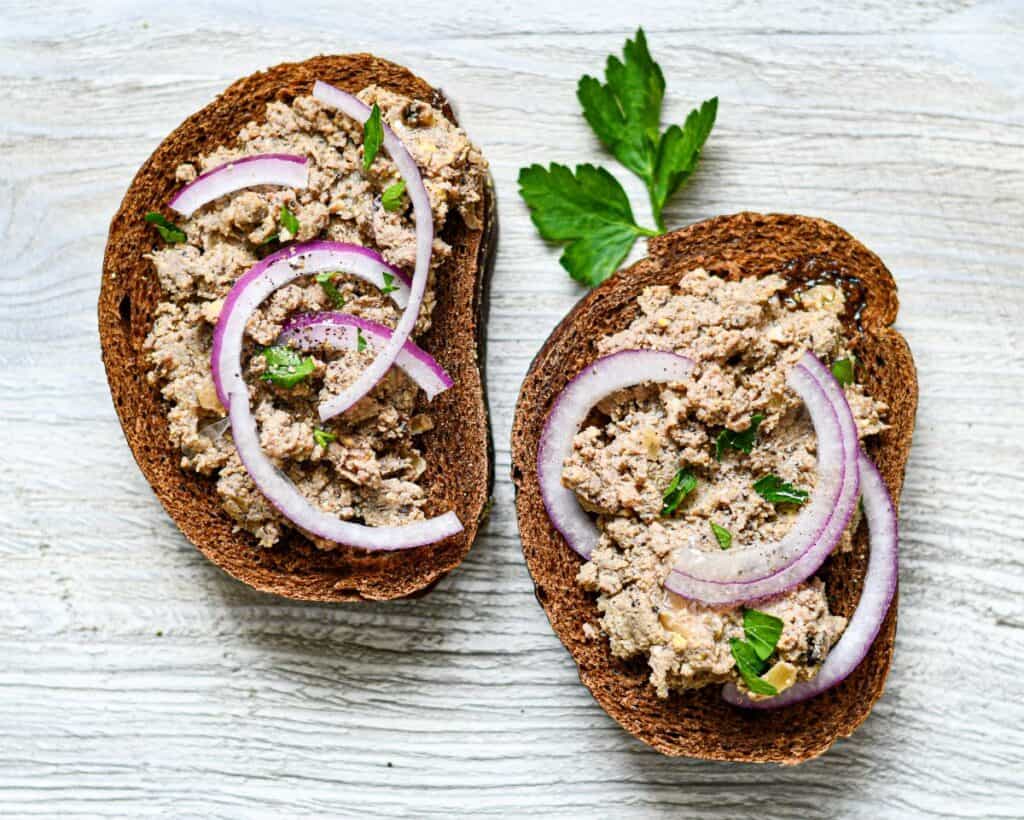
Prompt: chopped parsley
<box><xmin>260</xmin><ymin>345</ymin><xmax>315</xmax><ymax>389</ymax></box>
<box><xmin>380</xmin><ymin>271</ymin><xmax>399</xmax><ymax>294</ymax></box>
<box><xmin>710</xmin><ymin>521</ymin><xmax>732</xmax><ymax>550</ymax></box>
<box><xmin>831</xmin><ymin>356</ymin><xmax>855</xmax><ymax>386</ymax></box>
<box><xmin>517</xmin><ymin>29</ymin><xmax>718</xmax><ymax>287</ymax></box>
<box><xmin>729</xmin><ymin>609</ymin><xmax>784</xmax><ymax>695</ymax></box>
<box><xmin>729</xmin><ymin>639</ymin><xmax>777</xmax><ymax>696</ymax></box>
<box><xmin>144</xmin><ymin>211</ymin><xmax>186</xmax><ymax>244</ymax></box>
<box><xmin>743</xmin><ymin>608</ymin><xmax>783</xmax><ymax>661</ymax></box>
<box><xmin>362</xmin><ymin>103</ymin><xmax>383</xmax><ymax>171</ymax></box>
<box><xmin>356</xmin><ymin>328</ymin><xmax>368</xmax><ymax>353</ymax></box>
<box><xmin>754</xmin><ymin>474</ymin><xmax>810</xmax><ymax>506</ymax></box>
<box><xmin>313</xmin><ymin>427</ymin><xmax>337</xmax><ymax>448</ymax></box>
<box><xmin>661</xmin><ymin>468</ymin><xmax>697</xmax><ymax>517</ymax></box>
<box><xmin>381</xmin><ymin>180</ymin><xmax>406</xmax><ymax>212</ymax></box>
<box><xmin>279</xmin><ymin>204</ymin><xmax>299</xmax><ymax>237</ymax></box>
<box><xmin>315</xmin><ymin>271</ymin><xmax>346</xmax><ymax>308</ymax></box>
<box><xmin>715</xmin><ymin>413</ymin><xmax>764</xmax><ymax>460</ymax></box>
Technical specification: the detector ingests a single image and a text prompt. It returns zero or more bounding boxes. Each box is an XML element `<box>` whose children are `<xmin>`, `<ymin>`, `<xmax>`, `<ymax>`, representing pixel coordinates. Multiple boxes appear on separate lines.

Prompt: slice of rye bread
<box><xmin>512</xmin><ymin>212</ymin><xmax>917</xmax><ymax>764</ymax></box>
<box><xmin>99</xmin><ymin>55</ymin><xmax>496</xmax><ymax>602</ymax></box>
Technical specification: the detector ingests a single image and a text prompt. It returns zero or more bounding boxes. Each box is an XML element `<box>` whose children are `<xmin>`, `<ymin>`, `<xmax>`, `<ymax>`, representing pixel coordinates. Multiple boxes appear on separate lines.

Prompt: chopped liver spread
<box><xmin>566</xmin><ymin>269</ymin><xmax>887</xmax><ymax>697</ymax></box>
<box><xmin>144</xmin><ymin>88</ymin><xmax>487</xmax><ymax>548</ymax></box>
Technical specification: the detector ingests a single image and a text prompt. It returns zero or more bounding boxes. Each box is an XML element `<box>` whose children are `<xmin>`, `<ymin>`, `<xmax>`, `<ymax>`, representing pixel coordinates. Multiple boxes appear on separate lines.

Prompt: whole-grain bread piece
<box><xmin>512</xmin><ymin>212</ymin><xmax>917</xmax><ymax>763</ymax></box>
<box><xmin>99</xmin><ymin>55</ymin><xmax>495</xmax><ymax>602</ymax></box>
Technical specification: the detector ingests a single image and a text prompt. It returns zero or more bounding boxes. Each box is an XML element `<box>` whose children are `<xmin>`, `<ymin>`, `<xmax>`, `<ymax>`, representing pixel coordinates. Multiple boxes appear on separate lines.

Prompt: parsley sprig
<box><xmin>518</xmin><ymin>28</ymin><xmax>718</xmax><ymax>286</ymax></box>
<box><xmin>578</xmin><ymin>29</ymin><xmax>717</xmax><ymax>232</ymax></box>
<box><xmin>362</xmin><ymin>103</ymin><xmax>383</xmax><ymax>171</ymax></box>
<box><xmin>754</xmin><ymin>474</ymin><xmax>810</xmax><ymax>506</ymax></box>
<box><xmin>715</xmin><ymin>413</ymin><xmax>764</xmax><ymax>461</ymax></box>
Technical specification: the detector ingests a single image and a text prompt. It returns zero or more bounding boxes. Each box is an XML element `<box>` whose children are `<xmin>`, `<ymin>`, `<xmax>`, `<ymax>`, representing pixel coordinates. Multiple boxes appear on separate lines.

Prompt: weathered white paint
<box><xmin>2</xmin><ymin>0</ymin><xmax>1022</xmax><ymax>816</ymax></box>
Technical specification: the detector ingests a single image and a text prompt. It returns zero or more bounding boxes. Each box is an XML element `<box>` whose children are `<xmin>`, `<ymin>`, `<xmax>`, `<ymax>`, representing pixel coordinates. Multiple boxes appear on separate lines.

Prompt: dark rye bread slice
<box><xmin>99</xmin><ymin>55</ymin><xmax>495</xmax><ymax>602</ymax></box>
<box><xmin>512</xmin><ymin>212</ymin><xmax>917</xmax><ymax>763</ymax></box>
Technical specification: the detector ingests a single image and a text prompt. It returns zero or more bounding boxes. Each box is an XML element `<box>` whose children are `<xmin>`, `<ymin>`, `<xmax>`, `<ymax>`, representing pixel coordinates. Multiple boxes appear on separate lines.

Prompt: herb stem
<box><xmin>637</xmin><ymin>225</ymin><xmax>662</xmax><ymax>238</ymax></box>
<box><xmin>647</xmin><ymin>189</ymin><xmax>666</xmax><ymax>235</ymax></box>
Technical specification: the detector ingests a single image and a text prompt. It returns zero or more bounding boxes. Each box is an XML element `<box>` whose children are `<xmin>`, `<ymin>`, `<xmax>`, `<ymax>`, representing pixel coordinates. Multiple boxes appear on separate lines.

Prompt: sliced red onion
<box><xmin>211</xmin><ymin>241</ymin><xmax>410</xmax><ymax>410</ymax></box>
<box><xmin>227</xmin><ymin>395</ymin><xmax>462</xmax><ymax>551</ymax></box>
<box><xmin>664</xmin><ymin>352</ymin><xmax>861</xmax><ymax>606</ymax></box>
<box><xmin>722</xmin><ymin>452</ymin><xmax>898</xmax><ymax>708</ymax></box>
<box><xmin>537</xmin><ymin>350</ymin><xmax>696</xmax><ymax>559</ymax></box>
<box><xmin>279</xmin><ymin>312</ymin><xmax>453</xmax><ymax>401</ymax></box>
<box><xmin>169</xmin><ymin>153</ymin><xmax>309</xmax><ymax>217</ymax></box>
<box><xmin>312</xmin><ymin>81</ymin><xmax>434</xmax><ymax>421</ymax></box>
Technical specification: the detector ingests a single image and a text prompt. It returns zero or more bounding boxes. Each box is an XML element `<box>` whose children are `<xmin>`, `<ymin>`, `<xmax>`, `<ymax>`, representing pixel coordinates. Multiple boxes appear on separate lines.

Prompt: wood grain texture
<box><xmin>1</xmin><ymin>0</ymin><xmax>1022</xmax><ymax>816</ymax></box>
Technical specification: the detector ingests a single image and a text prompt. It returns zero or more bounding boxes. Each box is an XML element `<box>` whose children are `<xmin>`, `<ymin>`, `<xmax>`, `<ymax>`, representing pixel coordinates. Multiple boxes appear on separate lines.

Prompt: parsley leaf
<box><xmin>313</xmin><ymin>428</ymin><xmax>337</xmax><ymax>448</ymax></box>
<box><xmin>831</xmin><ymin>356</ymin><xmax>855</xmax><ymax>386</ymax></box>
<box><xmin>715</xmin><ymin>413</ymin><xmax>764</xmax><ymax>461</ymax></box>
<box><xmin>144</xmin><ymin>211</ymin><xmax>186</xmax><ymax>244</ymax></box>
<box><xmin>710</xmin><ymin>521</ymin><xmax>732</xmax><ymax>550</ymax></box>
<box><xmin>729</xmin><ymin>638</ymin><xmax>778</xmax><ymax>696</ymax></box>
<box><xmin>648</xmin><ymin>97</ymin><xmax>717</xmax><ymax>224</ymax></box>
<box><xmin>754</xmin><ymin>474</ymin><xmax>810</xmax><ymax>506</ymax></box>
<box><xmin>518</xmin><ymin>163</ymin><xmax>657</xmax><ymax>287</ymax></box>
<box><xmin>380</xmin><ymin>271</ymin><xmax>399</xmax><ymax>294</ymax></box>
<box><xmin>362</xmin><ymin>103</ymin><xmax>383</xmax><ymax>171</ymax></box>
<box><xmin>315</xmin><ymin>271</ymin><xmax>345</xmax><ymax>308</ymax></box>
<box><xmin>577</xmin><ymin>28</ymin><xmax>664</xmax><ymax>185</ymax></box>
<box><xmin>260</xmin><ymin>346</ymin><xmax>315</xmax><ymax>389</ymax></box>
<box><xmin>356</xmin><ymin>328</ymin><xmax>368</xmax><ymax>353</ymax></box>
<box><xmin>576</xmin><ymin>29</ymin><xmax>717</xmax><ymax>231</ymax></box>
<box><xmin>661</xmin><ymin>468</ymin><xmax>697</xmax><ymax>517</ymax></box>
<box><xmin>743</xmin><ymin>609</ymin><xmax>783</xmax><ymax>661</ymax></box>
<box><xmin>279</xmin><ymin>204</ymin><xmax>299</xmax><ymax>238</ymax></box>
<box><xmin>381</xmin><ymin>180</ymin><xmax>406</xmax><ymax>212</ymax></box>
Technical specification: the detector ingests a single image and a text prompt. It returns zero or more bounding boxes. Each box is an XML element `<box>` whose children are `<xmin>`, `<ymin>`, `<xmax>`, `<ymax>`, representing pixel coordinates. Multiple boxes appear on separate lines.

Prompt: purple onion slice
<box><xmin>169</xmin><ymin>153</ymin><xmax>309</xmax><ymax>217</ymax></box>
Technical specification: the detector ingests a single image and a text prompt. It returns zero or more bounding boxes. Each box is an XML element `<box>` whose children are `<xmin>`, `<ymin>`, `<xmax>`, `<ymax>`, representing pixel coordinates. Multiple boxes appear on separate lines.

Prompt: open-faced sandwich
<box><xmin>512</xmin><ymin>213</ymin><xmax>917</xmax><ymax>763</ymax></box>
<box><xmin>99</xmin><ymin>55</ymin><xmax>495</xmax><ymax>601</ymax></box>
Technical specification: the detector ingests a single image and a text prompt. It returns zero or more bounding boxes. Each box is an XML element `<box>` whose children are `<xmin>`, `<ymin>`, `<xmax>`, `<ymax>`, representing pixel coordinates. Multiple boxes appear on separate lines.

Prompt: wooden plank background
<box><xmin>2</xmin><ymin>0</ymin><xmax>1022</xmax><ymax>816</ymax></box>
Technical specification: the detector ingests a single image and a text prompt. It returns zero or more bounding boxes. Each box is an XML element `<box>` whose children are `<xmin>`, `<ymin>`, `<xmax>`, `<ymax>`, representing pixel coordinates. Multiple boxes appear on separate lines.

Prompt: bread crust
<box><xmin>98</xmin><ymin>55</ymin><xmax>495</xmax><ymax>602</ymax></box>
<box><xmin>512</xmin><ymin>212</ymin><xmax>917</xmax><ymax>763</ymax></box>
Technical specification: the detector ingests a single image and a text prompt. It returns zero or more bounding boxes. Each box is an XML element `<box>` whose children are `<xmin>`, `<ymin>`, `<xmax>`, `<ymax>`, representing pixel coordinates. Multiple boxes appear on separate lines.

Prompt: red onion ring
<box><xmin>537</xmin><ymin>350</ymin><xmax>696</xmax><ymax>559</ymax></box>
<box><xmin>211</xmin><ymin>241</ymin><xmax>410</xmax><ymax>410</ymax></box>
<box><xmin>722</xmin><ymin>452</ymin><xmax>898</xmax><ymax>708</ymax></box>
<box><xmin>665</xmin><ymin>352</ymin><xmax>861</xmax><ymax>606</ymax></box>
<box><xmin>226</xmin><ymin>394</ymin><xmax>462</xmax><ymax>551</ymax></box>
<box><xmin>312</xmin><ymin>81</ymin><xmax>434</xmax><ymax>421</ymax></box>
<box><xmin>279</xmin><ymin>312</ymin><xmax>454</xmax><ymax>401</ymax></box>
<box><xmin>169</xmin><ymin>153</ymin><xmax>309</xmax><ymax>217</ymax></box>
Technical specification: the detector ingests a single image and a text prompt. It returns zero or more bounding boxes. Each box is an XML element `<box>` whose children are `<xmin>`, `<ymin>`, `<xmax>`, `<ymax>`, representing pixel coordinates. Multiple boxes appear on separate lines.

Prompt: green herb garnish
<box><xmin>715</xmin><ymin>413</ymin><xmax>764</xmax><ymax>461</ymax></box>
<box><xmin>831</xmin><ymin>356</ymin><xmax>855</xmax><ymax>386</ymax></box>
<box><xmin>710</xmin><ymin>522</ymin><xmax>732</xmax><ymax>550</ymax></box>
<box><xmin>362</xmin><ymin>103</ymin><xmax>383</xmax><ymax>171</ymax></box>
<box><xmin>518</xmin><ymin>29</ymin><xmax>717</xmax><ymax>287</ymax></box>
<box><xmin>661</xmin><ymin>468</ymin><xmax>697</xmax><ymax>517</ymax></box>
<box><xmin>754</xmin><ymin>474</ymin><xmax>810</xmax><ymax>506</ymax></box>
<box><xmin>144</xmin><ymin>211</ymin><xmax>186</xmax><ymax>244</ymax></box>
<box><xmin>743</xmin><ymin>609</ymin><xmax>784</xmax><ymax>661</ymax></box>
<box><xmin>260</xmin><ymin>345</ymin><xmax>315</xmax><ymax>389</ymax></box>
<box><xmin>279</xmin><ymin>204</ymin><xmax>299</xmax><ymax>237</ymax></box>
<box><xmin>315</xmin><ymin>271</ymin><xmax>346</xmax><ymax>308</ymax></box>
<box><xmin>313</xmin><ymin>428</ymin><xmax>337</xmax><ymax>448</ymax></box>
<box><xmin>380</xmin><ymin>271</ymin><xmax>399</xmax><ymax>295</ymax></box>
<box><xmin>729</xmin><ymin>638</ymin><xmax>778</xmax><ymax>696</ymax></box>
<box><xmin>356</xmin><ymin>328</ymin><xmax>368</xmax><ymax>353</ymax></box>
<box><xmin>577</xmin><ymin>29</ymin><xmax>717</xmax><ymax>232</ymax></box>
<box><xmin>381</xmin><ymin>180</ymin><xmax>406</xmax><ymax>212</ymax></box>
<box><xmin>518</xmin><ymin>163</ymin><xmax>658</xmax><ymax>287</ymax></box>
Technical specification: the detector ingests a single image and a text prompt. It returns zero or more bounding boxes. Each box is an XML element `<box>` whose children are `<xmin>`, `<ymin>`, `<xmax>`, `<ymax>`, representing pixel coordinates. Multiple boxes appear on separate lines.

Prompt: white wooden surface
<box><xmin>2</xmin><ymin>0</ymin><xmax>1023</xmax><ymax>816</ymax></box>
